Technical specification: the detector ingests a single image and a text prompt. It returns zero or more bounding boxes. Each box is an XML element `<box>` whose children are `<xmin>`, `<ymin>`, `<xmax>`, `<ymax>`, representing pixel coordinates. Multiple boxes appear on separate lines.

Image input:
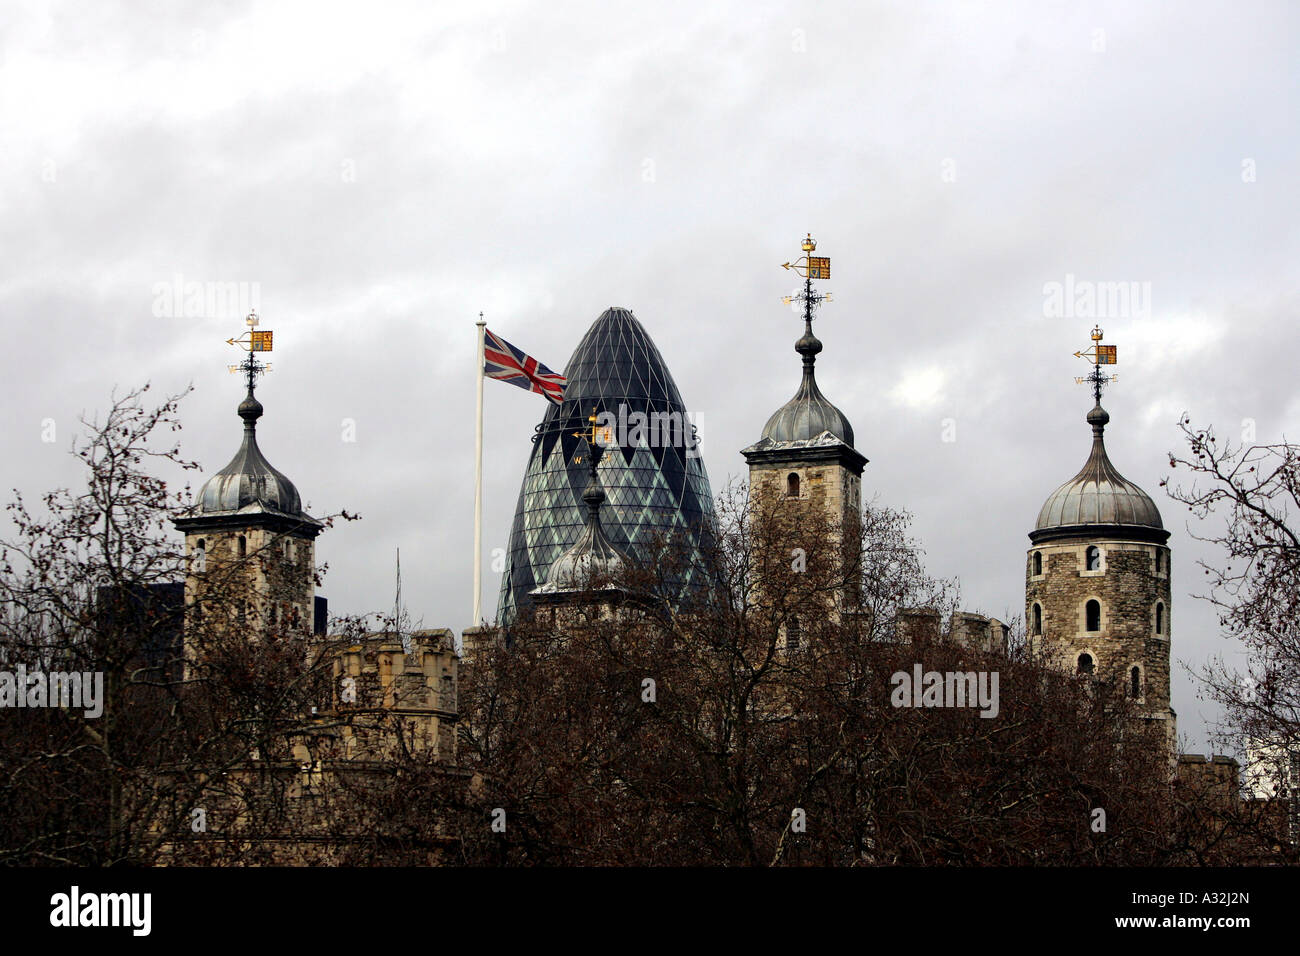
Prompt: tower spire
<box><xmin>744</xmin><ymin>232</ymin><xmax>865</xmax><ymax>616</ymax></box>
<box><xmin>176</xmin><ymin>308</ymin><xmax>324</xmax><ymax>644</ymax></box>
<box><xmin>226</xmin><ymin>310</ymin><xmax>274</xmax><ymax>424</ymax></box>
<box><xmin>781</xmin><ymin>233</ymin><xmax>833</xmax><ymax>379</ymax></box>
<box><xmin>755</xmin><ymin>233</ymin><xmax>861</xmax><ymax>450</ymax></box>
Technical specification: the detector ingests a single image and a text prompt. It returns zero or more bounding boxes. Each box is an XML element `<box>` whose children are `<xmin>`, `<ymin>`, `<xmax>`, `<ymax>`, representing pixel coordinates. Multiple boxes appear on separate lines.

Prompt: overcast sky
<box><xmin>3</xmin><ymin>0</ymin><xmax>1297</xmax><ymax>755</ymax></box>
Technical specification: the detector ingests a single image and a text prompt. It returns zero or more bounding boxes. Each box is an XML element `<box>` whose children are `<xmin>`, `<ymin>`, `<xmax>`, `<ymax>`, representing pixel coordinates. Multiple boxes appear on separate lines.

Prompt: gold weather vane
<box><xmin>1073</xmin><ymin>325</ymin><xmax>1118</xmax><ymax>403</ymax></box>
<box><xmin>781</xmin><ymin>233</ymin><xmax>831</xmax><ymax>279</ymax></box>
<box><xmin>572</xmin><ymin>407</ymin><xmax>614</xmax><ymax>465</ymax></box>
<box><xmin>226</xmin><ymin>310</ymin><xmax>273</xmax><ymax>390</ymax></box>
<box><xmin>780</xmin><ymin>232</ymin><xmax>833</xmax><ymax>320</ymax></box>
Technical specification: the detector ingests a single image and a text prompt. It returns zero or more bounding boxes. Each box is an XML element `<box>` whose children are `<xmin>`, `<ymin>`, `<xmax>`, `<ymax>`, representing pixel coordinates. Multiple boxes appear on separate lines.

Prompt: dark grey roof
<box><xmin>188</xmin><ymin>391</ymin><xmax>317</xmax><ymax>524</ymax></box>
<box><xmin>1034</xmin><ymin>404</ymin><xmax>1164</xmax><ymax>534</ymax></box>
<box><xmin>758</xmin><ymin>326</ymin><xmax>855</xmax><ymax>446</ymax></box>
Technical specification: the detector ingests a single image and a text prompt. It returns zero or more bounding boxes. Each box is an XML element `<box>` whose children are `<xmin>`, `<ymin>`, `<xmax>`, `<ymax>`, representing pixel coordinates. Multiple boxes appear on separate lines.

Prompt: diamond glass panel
<box><xmin>496</xmin><ymin>308</ymin><xmax>715</xmax><ymax>622</ymax></box>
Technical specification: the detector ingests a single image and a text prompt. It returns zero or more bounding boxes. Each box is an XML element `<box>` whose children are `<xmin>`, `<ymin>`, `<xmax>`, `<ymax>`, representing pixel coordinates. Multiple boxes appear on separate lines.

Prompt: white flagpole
<box><xmin>473</xmin><ymin>315</ymin><xmax>486</xmax><ymax>625</ymax></box>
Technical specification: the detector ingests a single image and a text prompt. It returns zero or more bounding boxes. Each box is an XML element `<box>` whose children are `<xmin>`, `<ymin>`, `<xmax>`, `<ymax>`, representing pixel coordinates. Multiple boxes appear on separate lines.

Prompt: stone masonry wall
<box><xmin>1026</xmin><ymin>537</ymin><xmax>1172</xmax><ymax>725</ymax></box>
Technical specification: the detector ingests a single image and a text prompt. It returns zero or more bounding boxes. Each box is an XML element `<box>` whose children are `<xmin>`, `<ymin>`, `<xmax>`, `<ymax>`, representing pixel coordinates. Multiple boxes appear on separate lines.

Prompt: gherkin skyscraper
<box><xmin>496</xmin><ymin>307</ymin><xmax>714</xmax><ymax>622</ymax></box>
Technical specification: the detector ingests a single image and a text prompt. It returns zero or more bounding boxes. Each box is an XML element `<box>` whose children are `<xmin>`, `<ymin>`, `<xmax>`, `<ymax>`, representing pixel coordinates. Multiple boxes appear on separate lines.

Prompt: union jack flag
<box><xmin>483</xmin><ymin>328</ymin><xmax>566</xmax><ymax>405</ymax></box>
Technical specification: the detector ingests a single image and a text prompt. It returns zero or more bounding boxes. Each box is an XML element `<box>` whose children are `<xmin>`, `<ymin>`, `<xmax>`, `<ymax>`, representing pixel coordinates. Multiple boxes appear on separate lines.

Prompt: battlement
<box><xmin>307</xmin><ymin>627</ymin><xmax>459</xmax><ymax>762</ymax></box>
<box><xmin>1177</xmin><ymin>753</ymin><xmax>1241</xmax><ymax>803</ymax></box>
<box><xmin>325</xmin><ymin>628</ymin><xmax>456</xmax><ymax>711</ymax></box>
<box><xmin>460</xmin><ymin>624</ymin><xmax>500</xmax><ymax>670</ymax></box>
<box><xmin>896</xmin><ymin>607</ymin><xmax>1009</xmax><ymax>654</ymax></box>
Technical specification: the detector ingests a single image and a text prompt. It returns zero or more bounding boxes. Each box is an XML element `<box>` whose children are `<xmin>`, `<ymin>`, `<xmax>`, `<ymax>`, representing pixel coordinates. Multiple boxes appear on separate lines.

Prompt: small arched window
<box><xmin>1077</xmin><ymin>653</ymin><xmax>1094</xmax><ymax>675</ymax></box>
<box><xmin>1130</xmin><ymin>666</ymin><xmax>1142</xmax><ymax>698</ymax></box>
<box><xmin>786</xmin><ymin>473</ymin><xmax>800</xmax><ymax>498</ymax></box>
<box><xmin>1032</xmin><ymin>603</ymin><xmax>1042</xmax><ymax>635</ymax></box>
<box><xmin>1154</xmin><ymin>550</ymin><xmax>1162</xmax><ymax>573</ymax></box>
<box><xmin>1155</xmin><ymin>602</ymin><xmax>1164</xmax><ymax>634</ymax></box>
<box><xmin>238</xmin><ymin>535</ymin><xmax>247</xmax><ymax>558</ymax></box>
<box><xmin>1085</xmin><ymin>546</ymin><xmax>1101</xmax><ymax>571</ymax></box>
<box><xmin>194</xmin><ymin>539</ymin><xmax>206</xmax><ymax>573</ymax></box>
<box><xmin>1085</xmin><ymin>599</ymin><xmax>1101</xmax><ymax>632</ymax></box>
<box><xmin>1033</xmin><ymin>551</ymin><xmax>1043</xmax><ymax>576</ymax></box>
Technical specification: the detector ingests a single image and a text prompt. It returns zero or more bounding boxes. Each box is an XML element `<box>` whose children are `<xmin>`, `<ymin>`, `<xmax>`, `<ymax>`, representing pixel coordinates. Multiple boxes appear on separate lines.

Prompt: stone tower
<box><xmin>740</xmin><ymin>326</ymin><xmax>867</xmax><ymax>529</ymax></box>
<box><xmin>742</xmin><ymin>235</ymin><xmax>866</xmax><ymax>530</ymax></box>
<box><xmin>1026</xmin><ymin>400</ymin><xmax>1174</xmax><ymax>743</ymax></box>
<box><xmin>174</xmin><ymin>372</ymin><xmax>323</xmax><ymax>642</ymax></box>
<box><xmin>742</xmin><ymin>235</ymin><xmax>867</xmax><ymax>633</ymax></box>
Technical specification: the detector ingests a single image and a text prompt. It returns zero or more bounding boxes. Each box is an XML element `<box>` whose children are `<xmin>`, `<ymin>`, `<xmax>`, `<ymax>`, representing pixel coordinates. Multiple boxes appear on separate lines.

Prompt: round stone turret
<box><xmin>1026</xmin><ymin>401</ymin><xmax>1174</xmax><ymax>749</ymax></box>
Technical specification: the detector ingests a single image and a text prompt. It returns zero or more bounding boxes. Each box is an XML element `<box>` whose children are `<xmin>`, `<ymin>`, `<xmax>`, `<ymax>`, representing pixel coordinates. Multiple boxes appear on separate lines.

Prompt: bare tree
<box><xmin>0</xmin><ymin>385</ymin><xmax>363</xmax><ymax>864</ymax></box>
<box><xmin>1165</xmin><ymin>415</ymin><xmax>1300</xmax><ymax>848</ymax></box>
<box><xmin>446</xmin><ymin>482</ymin><xmax>1189</xmax><ymax>865</ymax></box>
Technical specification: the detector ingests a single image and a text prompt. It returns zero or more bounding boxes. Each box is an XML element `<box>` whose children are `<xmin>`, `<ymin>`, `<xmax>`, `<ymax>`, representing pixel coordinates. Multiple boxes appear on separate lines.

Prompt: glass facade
<box><xmin>496</xmin><ymin>307</ymin><xmax>715</xmax><ymax>622</ymax></box>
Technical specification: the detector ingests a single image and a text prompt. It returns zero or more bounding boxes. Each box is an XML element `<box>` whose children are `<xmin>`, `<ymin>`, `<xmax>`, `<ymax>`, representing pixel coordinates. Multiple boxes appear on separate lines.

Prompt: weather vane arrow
<box><xmin>1074</xmin><ymin>325</ymin><xmax>1118</xmax><ymax>403</ymax></box>
<box><xmin>572</xmin><ymin>407</ymin><xmax>614</xmax><ymax>466</ymax></box>
<box><xmin>225</xmin><ymin>311</ymin><xmax>274</xmax><ymax>392</ymax></box>
<box><xmin>780</xmin><ymin>234</ymin><xmax>831</xmax><ymax>279</ymax></box>
<box><xmin>226</xmin><ymin>312</ymin><xmax>273</xmax><ymax>352</ymax></box>
<box><xmin>780</xmin><ymin>232</ymin><xmax>833</xmax><ymax>323</ymax></box>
